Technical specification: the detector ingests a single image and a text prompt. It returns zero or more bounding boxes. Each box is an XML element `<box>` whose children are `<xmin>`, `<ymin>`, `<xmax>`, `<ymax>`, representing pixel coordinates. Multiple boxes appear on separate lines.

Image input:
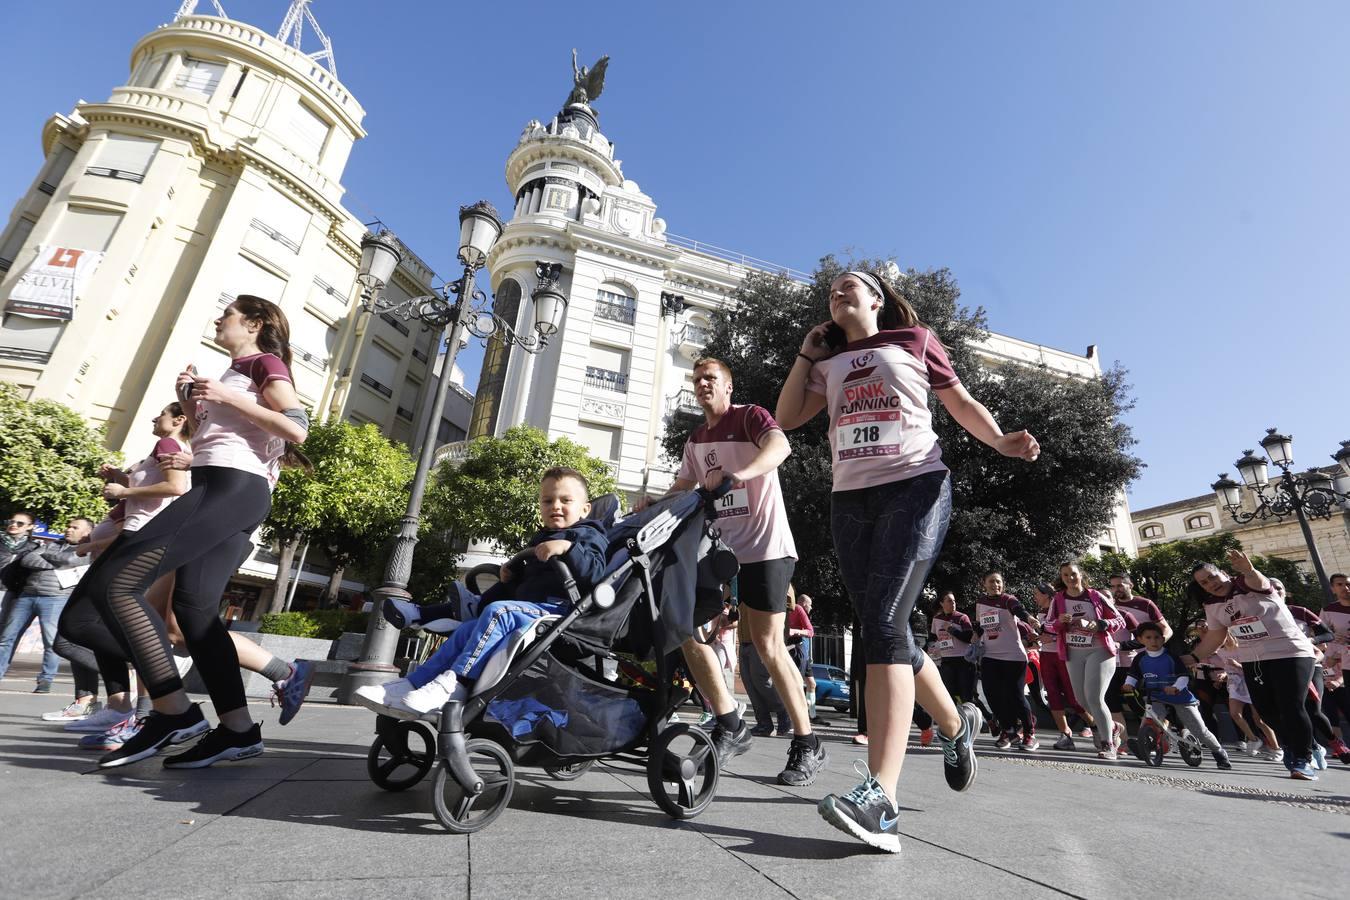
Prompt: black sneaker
<box><xmin>749</xmin><ymin>723</ymin><xmax>774</xmax><ymax>737</ymax></box>
<box><xmin>709</xmin><ymin>721</ymin><xmax>753</xmax><ymax>767</ymax></box>
<box><xmin>779</xmin><ymin>737</ymin><xmax>827</xmax><ymax>786</ymax></box>
<box><xmin>818</xmin><ymin>762</ymin><xmax>901</xmax><ymax>853</ymax></box>
<box><xmin>98</xmin><ymin>704</ymin><xmax>209</xmax><ymax>768</ymax></box>
<box><xmin>938</xmin><ymin>702</ymin><xmax>981</xmax><ymax>792</ymax></box>
<box><xmin>163</xmin><ymin>723</ymin><xmax>263</xmax><ymax>768</ymax></box>
<box><xmin>1212</xmin><ymin>748</ymin><xmax>1232</xmax><ymax>770</ymax></box>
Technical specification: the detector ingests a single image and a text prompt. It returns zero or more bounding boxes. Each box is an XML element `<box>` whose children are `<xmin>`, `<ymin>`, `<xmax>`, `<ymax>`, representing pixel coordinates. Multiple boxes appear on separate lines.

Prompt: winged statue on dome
<box><xmin>566</xmin><ymin>50</ymin><xmax>609</xmax><ymax>107</ymax></box>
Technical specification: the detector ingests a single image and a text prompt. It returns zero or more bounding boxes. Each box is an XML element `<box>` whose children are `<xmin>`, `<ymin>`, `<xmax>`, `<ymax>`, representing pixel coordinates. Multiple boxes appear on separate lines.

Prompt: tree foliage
<box><xmin>663</xmin><ymin>258</ymin><xmax>1142</xmax><ymax>627</ymax></box>
<box><xmin>0</xmin><ymin>381</ymin><xmax>116</xmax><ymax>525</ymax></box>
<box><xmin>263</xmin><ymin>419</ymin><xmax>414</xmax><ymax>608</ymax></box>
<box><xmin>414</xmin><ymin>426</ymin><xmax>618</xmax><ymax>604</ymax></box>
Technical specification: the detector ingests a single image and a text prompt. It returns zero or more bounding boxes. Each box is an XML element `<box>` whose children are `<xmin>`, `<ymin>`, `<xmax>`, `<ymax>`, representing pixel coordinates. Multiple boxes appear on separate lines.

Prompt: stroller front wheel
<box><xmin>367</xmin><ymin>720</ymin><xmax>436</xmax><ymax>792</ymax></box>
<box><xmin>432</xmin><ymin>738</ymin><xmax>515</xmax><ymax>833</ymax></box>
<box><xmin>647</xmin><ymin>723</ymin><xmax>719</xmax><ymax>820</ymax></box>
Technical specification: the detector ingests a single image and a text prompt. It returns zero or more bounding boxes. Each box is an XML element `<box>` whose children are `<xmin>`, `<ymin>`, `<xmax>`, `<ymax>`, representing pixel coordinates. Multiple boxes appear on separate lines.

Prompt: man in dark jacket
<box><xmin>0</xmin><ymin>517</ymin><xmax>94</xmax><ymax>692</ymax></box>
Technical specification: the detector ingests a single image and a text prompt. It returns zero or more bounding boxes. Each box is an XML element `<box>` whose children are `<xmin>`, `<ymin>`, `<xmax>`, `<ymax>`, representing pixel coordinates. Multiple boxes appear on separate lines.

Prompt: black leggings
<box><xmin>58</xmin><ymin>466</ymin><xmax>270</xmax><ymax>714</ymax></box>
<box><xmin>981</xmin><ymin>657</ymin><xmax>1034</xmax><ymax>735</ymax></box>
<box><xmin>52</xmin><ymin>635</ymin><xmax>123</xmax><ymax>698</ymax></box>
<box><xmin>1242</xmin><ymin>656</ymin><xmax>1315</xmax><ymax>761</ymax></box>
<box><xmin>939</xmin><ymin>656</ymin><xmax>992</xmax><ymax>718</ymax></box>
<box><xmin>1307</xmin><ymin>665</ymin><xmax>1336</xmax><ymax>745</ymax></box>
<box><xmin>1328</xmin><ymin>671</ymin><xmax>1350</xmax><ymax>733</ymax></box>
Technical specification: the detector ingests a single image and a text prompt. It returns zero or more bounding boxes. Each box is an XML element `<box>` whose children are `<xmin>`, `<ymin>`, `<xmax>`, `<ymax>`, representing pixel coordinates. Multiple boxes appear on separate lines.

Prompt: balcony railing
<box><xmin>670</xmin><ymin>388</ymin><xmax>701</xmax><ymax>416</ymax></box>
<box><xmin>292</xmin><ymin>342</ymin><xmax>328</xmax><ymax>371</ymax></box>
<box><xmin>248</xmin><ymin>218</ymin><xmax>301</xmax><ymax>253</ymax></box>
<box><xmin>595</xmin><ymin>297</ymin><xmax>636</xmax><ymax>325</ymax></box>
<box><xmin>359</xmin><ymin>373</ymin><xmax>392</xmax><ymax>398</ymax></box>
<box><xmin>379</xmin><ymin>312</ymin><xmax>410</xmax><ymax>336</ymax></box>
<box><xmin>678</xmin><ymin>323</ymin><xmax>710</xmax><ymax>347</ymax></box>
<box><xmin>585</xmin><ymin>366</ymin><xmax>628</xmax><ymax>393</ymax></box>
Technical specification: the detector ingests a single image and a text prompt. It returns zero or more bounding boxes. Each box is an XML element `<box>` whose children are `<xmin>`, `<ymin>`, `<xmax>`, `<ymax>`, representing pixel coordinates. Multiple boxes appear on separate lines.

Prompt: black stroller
<box><xmin>363</xmin><ymin>488</ymin><xmax>738</xmax><ymax>833</ymax></box>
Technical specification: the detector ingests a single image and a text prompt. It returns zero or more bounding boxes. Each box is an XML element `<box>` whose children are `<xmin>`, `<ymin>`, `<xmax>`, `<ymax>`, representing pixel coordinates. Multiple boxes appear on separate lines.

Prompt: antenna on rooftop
<box><xmin>174</xmin><ymin>0</ymin><xmax>229</xmax><ymax>18</ymax></box>
<box><xmin>277</xmin><ymin>0</ymin><xmax>338</xmax><ymax>77</ymax></box>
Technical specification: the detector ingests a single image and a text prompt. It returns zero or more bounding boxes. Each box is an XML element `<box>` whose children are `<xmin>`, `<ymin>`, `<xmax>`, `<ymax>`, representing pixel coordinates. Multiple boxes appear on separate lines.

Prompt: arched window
<box><xmin>1185</xmin><ymin>514</ymin><xmax>1213</xmax><ymax>531</ymax></box>
<box><xmin>1139</xmin><ymin>523</ymin><xmax>1164</xmax><ymax>540</ymax></box>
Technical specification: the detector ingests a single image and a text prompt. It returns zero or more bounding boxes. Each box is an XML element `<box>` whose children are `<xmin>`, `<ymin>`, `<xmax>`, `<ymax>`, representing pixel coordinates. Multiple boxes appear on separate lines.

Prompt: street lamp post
<box><xmin>1210</xmin><ymin>428</ymin><xmax>1350</xmax><ymax>603</ymax></box>
<box><xmin>335</xmin><ymin>202</ymin><xmax>568</xmax><ymax>703</ymax></box>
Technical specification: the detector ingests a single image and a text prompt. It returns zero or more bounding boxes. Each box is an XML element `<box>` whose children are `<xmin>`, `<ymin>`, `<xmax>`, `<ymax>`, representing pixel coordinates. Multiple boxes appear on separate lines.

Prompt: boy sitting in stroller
<box><xmin>354</xmin><ymin>466</ymin><xmax>609</xmax><ymax>719</ymax></box>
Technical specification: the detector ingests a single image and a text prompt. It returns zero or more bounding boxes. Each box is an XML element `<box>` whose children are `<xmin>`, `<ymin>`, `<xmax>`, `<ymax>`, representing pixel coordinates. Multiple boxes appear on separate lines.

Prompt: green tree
<box><xmin>0</xmin><ymin>381</ymin><xmax>116</xmax><ymax>525</ymax></box>
<box><xmin>414</xmin><ymin>426</ymin><xmax>618</xmax><ymax>604</ymax></box>
<box><xmin>664</xmin><ymin>258</ymin><xmax>1141</xmax><ymax>627</ymax></box>
<box><xmin>261</xmin><ymin>419</ymin><xmax>414</xmax><ymax>613</ymax></box>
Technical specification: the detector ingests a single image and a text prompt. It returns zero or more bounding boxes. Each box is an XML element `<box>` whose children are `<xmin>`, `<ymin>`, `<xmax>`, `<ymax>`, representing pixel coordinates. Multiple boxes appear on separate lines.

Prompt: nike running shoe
<box><xmin>98</xmin><ymin>704</ymin><xmax>209</xmax><ymax>768</ymax></box>
<box><xmin>272</xmin><ymin>660</ymin><xmax>315</xmax><ymax>726</ymax></box>
<box><xmin>779</xmin><ymin>737</ymin><xmax>827</xmax><ymax>786</ymax></box>
<box><xmin>939</xmin><ymin>703</ymin><xmax>982</xmax><ymax>792</ymax></box>
<box><xmin>818</xmin><ymin>761</ymin><xmax>901</xmax><ymax>854</ymax></box>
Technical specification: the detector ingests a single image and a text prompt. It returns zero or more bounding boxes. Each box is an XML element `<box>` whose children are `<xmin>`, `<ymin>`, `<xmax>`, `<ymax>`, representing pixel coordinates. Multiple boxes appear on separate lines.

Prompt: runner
<box><xmin>1182</xmin><ymin>551</ymin><xmax>1320</xmax><ymax>779</ymax></box>
<box><xmin>1106</xmin><ymin>574</ymin><xmax>1169</xmax><ymax>741</ymax></box>
<box><xmin>931</xmin><ymin>592</ymin><xmax>991</xmax><ymax>725</ymax></box>
<box><xmin>974</xmin><ymin>571</ymin><xmax>1039</xmax><ymax>751</ymax></box>
<box><xmin>1051</xmin><ymin>562</ymin><xmax>1126</xmax><ymax>759</ymax></box>
<box><xmin>777</xmin><ymin>269</ymin><xmax>1039</xmax><ymax>852</ymax></box>
<box><xmin>647</xmin><ymin>357</ymin><xmax>825</xmax><ymax>786</ymax></box>
<box><xmin>1032</xmin><ymin>582</ymin><xmax>1091</xmax><ymax>750</ymax></box>
<box><xmin>1319</xmin><ymin>573</ymin><xmax>1350</xmax><ymax>762</ymax></box>
<box><xmin>59</xmin><ymin>295</ymin><xmax>310</xmax><ymax>769</ymax></box>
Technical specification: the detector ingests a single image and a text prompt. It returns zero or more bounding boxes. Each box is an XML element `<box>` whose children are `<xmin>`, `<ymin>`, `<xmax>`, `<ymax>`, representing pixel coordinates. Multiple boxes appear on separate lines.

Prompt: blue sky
<box><xmin>1</xmin><ymin>1</ymin><xmax>1345</xmax><ymax>512</ymax></box>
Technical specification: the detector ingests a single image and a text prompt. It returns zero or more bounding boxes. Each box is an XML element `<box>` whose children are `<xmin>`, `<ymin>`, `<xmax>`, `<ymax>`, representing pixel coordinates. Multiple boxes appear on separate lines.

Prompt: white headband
<box><xmin>846</xmin><ymin>270</ymin><xmax>885</xmax><ymax>300</ymax></box>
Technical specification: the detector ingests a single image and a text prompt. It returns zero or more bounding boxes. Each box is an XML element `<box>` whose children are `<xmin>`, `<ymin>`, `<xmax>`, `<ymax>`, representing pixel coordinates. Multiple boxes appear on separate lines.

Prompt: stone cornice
<box><xmin>566</xmin><ymin>223</ymin><xmax>681</xmax><ymax>269</ymax></box>
<box><xmin>505</xmin><ymin>138</ymin><xmax>621</xmax><ymax>189</ymax></box>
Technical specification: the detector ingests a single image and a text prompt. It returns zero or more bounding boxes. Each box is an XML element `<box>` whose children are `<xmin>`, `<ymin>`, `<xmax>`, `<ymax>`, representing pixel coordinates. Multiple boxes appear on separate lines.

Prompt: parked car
<box><xmin>812</xmin><ymin>663</ymin><xmax>851</xmax><ymax>712</ymax></box>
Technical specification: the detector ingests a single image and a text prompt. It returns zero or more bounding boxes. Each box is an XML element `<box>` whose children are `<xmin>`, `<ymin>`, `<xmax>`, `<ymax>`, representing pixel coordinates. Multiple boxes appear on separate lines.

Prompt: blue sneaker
<box><xmin>1310</xmin><ymin>744</ymin><xmax>1327</xmax><ymax>771</ymax></box>
<box><xmin>272</xmin><ymin>660</ymin><xmax>315</xmax><ymax>726</ymax></box>
<box><xmin>1289</xmin><ymin>758</ymin><xmax>1319</xmax><ymax>781</ymax></box>
<box><xmin>80</xmin><ymin>716</ymin><xmax>143</xmax><ymax>752</ymax></box>
<box><xmin>381</xmin><ymin>597</ymin><xmax>423</xmax><ymax>629</ymax></box>
<box><xmin>818</xmin><ymin>761</ymin><xmax>901</xmax><ymax>853</ymax></box>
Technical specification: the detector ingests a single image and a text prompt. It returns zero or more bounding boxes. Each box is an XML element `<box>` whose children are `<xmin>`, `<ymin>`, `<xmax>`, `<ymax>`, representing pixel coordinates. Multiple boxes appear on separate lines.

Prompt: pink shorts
<box><xmin>1041</xmin><ymin>652</ymin><xmax>1082</xmax><ymax>713</ymax></box>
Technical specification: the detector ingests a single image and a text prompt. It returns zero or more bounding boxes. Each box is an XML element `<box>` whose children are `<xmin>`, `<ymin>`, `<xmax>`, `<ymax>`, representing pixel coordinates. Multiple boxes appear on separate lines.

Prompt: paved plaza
<box><xmin>0</xmin><ymin>654</ymin><xmax>1344</xmax><ymax>900</ymax></box>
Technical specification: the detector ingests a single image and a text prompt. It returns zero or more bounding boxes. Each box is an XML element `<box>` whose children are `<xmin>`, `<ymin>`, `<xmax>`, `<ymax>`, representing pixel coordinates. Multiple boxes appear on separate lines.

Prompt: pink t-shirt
<box><xmin>677</xmin><ymin>404</ymin><xmax>796</xmax><ymax>564</ymax></box>
<box><xmin>1202</xmin><ymin>575</ymin><xmax>1315</xmax><ymax>663</ymax></box>
<box><xmin>122</xmin><ymin>437</ymin><xmax>189</xmax><ymax>532</ymax></box>
<box><xmin>932</xmin><ymin>611</ymin><xmax>973</xmax><ymax>659</ymax></box>
<box><xmin>190</xmin><ymin>353</ymin><xmax>291</xmax><ymax>488</ymax></box>
<box><xmin>1319</xmin><ymin>601</ymin><xmax>1350</xmax><ymax>671</ymax></box>
<box><xmin>1115</xmin><ymin>595</ymin><xmax>1165</xmax><ymax>666</ymax></box>
<box><xmin>975</xmin><ymin>593</ymin><xmax>1029</xmax><ymax>662</ymax></box>
<box><xmin>805</xmin><ymin>326</ymin><xmax>959</xmax><ymax>492</ymax></box>
<box><xmin>1037</xmin><ymin>609</ymin><xmax>1060</xmax><ymax>656</ymax></box>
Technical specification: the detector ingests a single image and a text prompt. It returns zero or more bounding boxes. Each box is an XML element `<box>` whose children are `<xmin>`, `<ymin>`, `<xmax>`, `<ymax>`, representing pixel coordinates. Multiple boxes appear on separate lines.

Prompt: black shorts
<box><xmin>736</xmin><ymin>558</ymin><xmax>795</xmax><ymax>614</ymax></box>
<box><xmin>1106</xmin><ymin>666</ymin><xmax>1130</xmax><ymax>713</ymax></box>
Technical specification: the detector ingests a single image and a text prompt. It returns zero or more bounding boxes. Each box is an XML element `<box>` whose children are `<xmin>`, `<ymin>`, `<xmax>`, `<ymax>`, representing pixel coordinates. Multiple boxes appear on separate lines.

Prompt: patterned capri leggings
<box><xmin>831</xmin><ymin>471</ymin><xmax>951</xmax><ymax>670</ymax></box>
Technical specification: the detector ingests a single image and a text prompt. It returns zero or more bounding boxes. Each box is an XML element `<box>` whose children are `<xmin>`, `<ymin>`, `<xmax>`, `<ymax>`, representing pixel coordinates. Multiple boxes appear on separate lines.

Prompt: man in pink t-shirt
<box><xmin>646</xmin><ymin>358</ymin><xmax>824</xmax><ymax>787</ymax></box>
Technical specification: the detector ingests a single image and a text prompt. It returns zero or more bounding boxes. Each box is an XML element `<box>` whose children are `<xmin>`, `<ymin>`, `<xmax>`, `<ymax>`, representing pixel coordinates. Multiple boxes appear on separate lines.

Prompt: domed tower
<box><xmin>0</xmin><ymin>2</ymin><xmax>441</xmax><ymax>456</ymax></box>
<box><xmin>469</xmin><ymin>55</ymin><xmax>684</xmax><ymax>496</ymax></box>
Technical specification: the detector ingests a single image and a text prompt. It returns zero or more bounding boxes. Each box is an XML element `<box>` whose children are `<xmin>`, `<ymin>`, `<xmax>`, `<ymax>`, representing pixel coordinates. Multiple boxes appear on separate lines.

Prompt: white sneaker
<box><xmin>353</xmin><ymin>678</ymin><xmax>419</xmax><ymax>719</ymax></box>
<box><xmin>42</xmin><ymin>699</ymin><xmax>98</xmax><ymax>722</ymax></box>
<box><xmin>403</xmin><ymin>671</ymin><xmax>465</xmax><ymax>715</ymax></box>
<box><xmin>1261</xmin><ymin>747</ymin><xmax>1284</xmax><ymax>763</ymax></box>
<box><xmin>65</xmin><ymin>706</ymin><xmax>135</xmax><ymax>733</ymax></box>
<box><xmin>1243</xmin><ymin>740</ymin><xmax>1263</xmax><ymax>757</ymax></box>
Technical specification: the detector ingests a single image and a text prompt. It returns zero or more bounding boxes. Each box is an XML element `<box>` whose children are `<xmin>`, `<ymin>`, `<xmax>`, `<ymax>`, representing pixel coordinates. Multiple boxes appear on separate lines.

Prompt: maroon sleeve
<box><xmin>923</xmin><ymin>329</ymin><xmax>960</xmax><ymax>390</ymax></box>
<box><xmin>1289</xmin><ymin>606</ymin><xmax>1321</xmax><ymax>625</ymax></box>
<box><xmin>1145</xmin><ymin>598</ymin><xmax>1166</xmax><ymax>623</ymax></box>
<box><xmin>742</xmin><ymin>405</ymin><xmax>783</xmax><ymax>447</ymax></box>
<box><xmin>249</xmin><ymin>353</ymin><xmax>292</xmax><ymax>390</ymax></box>
<box><xmin>151</xmin><ymin>437</ymin><xmax>182</xmax><ymax>458</ymax></box>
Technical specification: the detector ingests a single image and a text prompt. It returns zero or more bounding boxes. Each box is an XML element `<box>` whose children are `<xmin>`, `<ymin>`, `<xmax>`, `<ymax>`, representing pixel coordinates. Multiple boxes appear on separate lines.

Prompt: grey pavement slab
<box><xmin>2</xmin><ymin>660</ymin><xmax>1347</xmax><ymax>900</ymax></box>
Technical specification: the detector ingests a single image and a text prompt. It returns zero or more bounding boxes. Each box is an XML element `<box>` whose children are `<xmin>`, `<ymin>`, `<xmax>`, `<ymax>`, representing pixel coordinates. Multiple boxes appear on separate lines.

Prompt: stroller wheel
<box><xmin>647</xmin><ymin>723</ymin><xmax>719</xmax><ymax>820</ymax></box>
<box><xmin>1137</xmin><ymin>723</ymin><xmax>1164</xmax><ymax>767</ymax></box>
<box><xmin>1180</xmin><ymin>737</ymin><xmax>1203</xmax><ymax>768</ymax></box>
<box><xmin>432</xmin><ymin>738</ymin><xmax>515</xmax><ymax>834</ymax></box>
<box><xmin>367</xmin><ymin>720</ymin><xmax>436</xmax><ymax>792</ymax></box>
<box><xmin>544</xmin><ymin>760</ymin><xmax>595</xmax><ymax>781</ymax></box>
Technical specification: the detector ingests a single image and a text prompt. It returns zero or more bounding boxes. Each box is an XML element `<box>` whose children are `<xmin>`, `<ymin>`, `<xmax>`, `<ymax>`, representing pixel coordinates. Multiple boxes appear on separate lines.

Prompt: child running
<box><xmin>777</xmin><ymin>269</ymin><xmax>1039</xmax><ymax>853</ymax></box>
<box><xmin>354</xmin><ymin>467</ymin><xmax>607</xmax><ymax>717</ymax></box>
<box><xmin>1123</xmin><ymin>621</ymin><xmax>1231</xmax><ymax>769</ymax></box>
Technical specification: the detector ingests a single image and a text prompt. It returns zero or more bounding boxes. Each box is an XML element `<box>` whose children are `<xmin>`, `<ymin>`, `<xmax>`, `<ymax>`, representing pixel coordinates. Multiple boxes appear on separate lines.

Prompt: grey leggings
<box><xmin>1150</xmin><ymin>701</ymin><xmax>1223</xmax><ymax>753</ymax></box>
<box><xmin>1067</xmin><ymin>646</ymin><xmax>1114</xmax><ymax>747</ymax></box>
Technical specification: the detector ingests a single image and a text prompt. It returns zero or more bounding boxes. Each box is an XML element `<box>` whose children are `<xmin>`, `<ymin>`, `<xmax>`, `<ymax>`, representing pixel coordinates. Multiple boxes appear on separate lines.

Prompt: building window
<box><xmin>38</xmin><ymin>144</ymin><xmax>76</xmax><ymax>195</ymax></box>
<box><xmin>595</xmin><ymin>287</ymin><xmax>636</xmax><ymax>325</ymax></box>
<box><xmin>86</xmin><ymin>135</ymin><xmax>158</xmax><ymax>184</ymax></box>
<box><xmin>585</xmin><ymin>366</ymin><xmax>628</xmax><ymax>393</ymax></box>
<box><xmin>1139</xmin><ymin>524</ymin><xmax>1164</xmax><ymax>540</ymax></box>
<box><xmin>575</xmin><ymin>421</ymin><xmax>621</xmax><ymax>465</ymax></box>
<box><xmin>438</xmin><ymin>418</ymin><xmax>466</xmax><ymax>445</ymax></box>
<box><xmin>173</xmin><ymin>57</ymin><xmax>227</xmax><ymax>97</ymax></box>
<box><xmin>288</xmin><ymin>101</ymin><xmax>330</xmax><ymax>161</ymax></box>
<box><xmin>359</xmin><ymin>373</ymin><xmax>392</xmax><ymax>398</ymax></box>
<box><xmin>0</xmin><ymin>217</ymin><xmax>36</xmax><ymax>272</ymax></box>
<box><xmin>1185</xmin><ymin>514</ymin><xmax>1213</xmax><ymax>531</ymax></box>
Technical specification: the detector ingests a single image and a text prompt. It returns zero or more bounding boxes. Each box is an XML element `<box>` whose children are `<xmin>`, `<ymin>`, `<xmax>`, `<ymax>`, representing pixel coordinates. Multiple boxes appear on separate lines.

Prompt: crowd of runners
<box><xmin>2</xmin><ymin>273</ymin><xmax>1346</xmax><ymax>856</ymax></box>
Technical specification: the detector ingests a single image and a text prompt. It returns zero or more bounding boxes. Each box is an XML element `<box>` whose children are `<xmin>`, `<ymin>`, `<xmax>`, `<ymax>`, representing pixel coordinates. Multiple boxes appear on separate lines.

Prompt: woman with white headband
<box><xmin>777</xmin><ymin>269</ymin><xmax>1040</xmax><ymax>853</ymax></box>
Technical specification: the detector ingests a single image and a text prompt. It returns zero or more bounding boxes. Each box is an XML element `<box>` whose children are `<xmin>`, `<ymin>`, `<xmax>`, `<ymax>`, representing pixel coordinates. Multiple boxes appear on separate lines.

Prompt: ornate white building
<box><xmin>460</xmin><ymin>94</ymin><xmax>1136</xmax><ymax>559</ymax></box>
<box><xmin>0</xmin><ymin>8</ymin><xmax>471</xmax><ymax>612</ymax></box>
